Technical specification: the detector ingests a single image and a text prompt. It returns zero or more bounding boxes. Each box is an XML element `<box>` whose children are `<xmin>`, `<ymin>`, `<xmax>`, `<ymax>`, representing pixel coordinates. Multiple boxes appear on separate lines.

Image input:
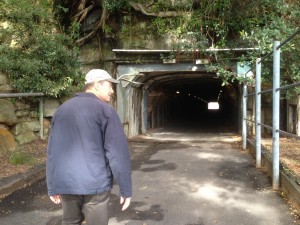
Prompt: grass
<box><xmin>9</xmin><ymin>151</ymin><xmax>35</xmax><ymax>165</ymax></box>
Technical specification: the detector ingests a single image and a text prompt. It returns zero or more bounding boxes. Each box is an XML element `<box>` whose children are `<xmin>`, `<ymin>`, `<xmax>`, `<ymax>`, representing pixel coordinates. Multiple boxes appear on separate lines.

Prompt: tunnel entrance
<box><xmin>114</xmin><ymin>50</ymin><xmax>242</xmax><ymax>137</ymax></box>
<box><xmin>139</xmin><ymin>70</ymin><xmax>239</xmax><ymax>134</ymax></box>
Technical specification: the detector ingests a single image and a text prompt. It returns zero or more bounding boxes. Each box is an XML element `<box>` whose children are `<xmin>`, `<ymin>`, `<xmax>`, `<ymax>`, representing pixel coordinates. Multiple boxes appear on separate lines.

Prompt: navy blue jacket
<box><xmin>46</xmin><ymin>93</ymin><xmax>132</xmax><ymax>197</ymax></box>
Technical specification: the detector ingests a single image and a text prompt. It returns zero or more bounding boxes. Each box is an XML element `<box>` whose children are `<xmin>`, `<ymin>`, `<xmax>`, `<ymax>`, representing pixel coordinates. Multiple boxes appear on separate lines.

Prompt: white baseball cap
<box><xmin>85</xmin><ymin>69</ymin><xmax>119</xmax><ymax>84</ymax></box>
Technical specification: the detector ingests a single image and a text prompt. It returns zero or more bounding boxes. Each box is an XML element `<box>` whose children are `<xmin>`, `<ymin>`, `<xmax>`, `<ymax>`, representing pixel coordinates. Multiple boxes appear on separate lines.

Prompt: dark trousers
<box><xmin>60</xmin><ymin>192</ymin><xmax>110</xmax><ymax>225</ymax></box>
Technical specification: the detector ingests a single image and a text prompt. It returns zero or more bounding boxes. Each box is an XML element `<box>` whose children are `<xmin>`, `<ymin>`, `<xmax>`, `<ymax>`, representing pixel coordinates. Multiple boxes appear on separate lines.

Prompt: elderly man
<box><xmin>46</xmin><ymin>69</ymin><xmax>132</xmax><ymax>225</ymax></box>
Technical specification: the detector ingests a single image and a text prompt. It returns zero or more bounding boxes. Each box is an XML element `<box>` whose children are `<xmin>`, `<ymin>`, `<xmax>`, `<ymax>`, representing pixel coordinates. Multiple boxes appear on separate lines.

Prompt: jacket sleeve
<box><xmin>103</xmin><ymin>108</ymin><xmax>132</xmax><ymax>198</ymax></box>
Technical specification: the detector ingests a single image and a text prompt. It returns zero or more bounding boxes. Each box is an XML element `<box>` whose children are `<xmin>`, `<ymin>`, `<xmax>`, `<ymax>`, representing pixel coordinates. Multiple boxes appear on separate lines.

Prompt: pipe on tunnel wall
<box><xmin>142</xmin><ymin>89</ymin><xmax>148</xmax><ymax>133</ymax></box>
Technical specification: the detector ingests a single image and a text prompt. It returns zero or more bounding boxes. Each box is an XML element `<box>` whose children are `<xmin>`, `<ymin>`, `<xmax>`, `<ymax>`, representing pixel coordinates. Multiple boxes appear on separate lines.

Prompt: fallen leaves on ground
<box><xmin>0</xmin><ymin>139</ymin><xmax>47</xmax><ymax>179</ymax></box>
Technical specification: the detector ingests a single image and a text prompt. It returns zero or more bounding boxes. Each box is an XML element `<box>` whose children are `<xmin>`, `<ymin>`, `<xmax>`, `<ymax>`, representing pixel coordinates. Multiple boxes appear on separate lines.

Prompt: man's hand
<box><xmin>120</xmin><ymin>196</ymin><xmax>131</xmax><ymax>211</ymax></box>
<box><xmin>50</xmin><ymin>195</ymin><xmax>61</xmax><ymax>204</ymax></box>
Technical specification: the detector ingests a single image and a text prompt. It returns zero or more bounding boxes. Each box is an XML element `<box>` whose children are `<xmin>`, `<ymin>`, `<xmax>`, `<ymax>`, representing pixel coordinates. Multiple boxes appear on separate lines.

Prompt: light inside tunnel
<box><xmin>208</xmin><ymin>102</ymin><xmax>220</xmax><ymax>110</ymax></box>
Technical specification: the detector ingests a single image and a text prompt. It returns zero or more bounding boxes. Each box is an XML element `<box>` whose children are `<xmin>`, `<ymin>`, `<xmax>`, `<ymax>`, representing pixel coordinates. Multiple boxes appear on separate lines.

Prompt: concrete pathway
<box><xmin>108</xmin><ymin>128</ymin><xmax>299</xmax><ymax>225</ymax></box>
<box><xmin>0</xmin><ymin>127</ymin><xmax>299</xmax><ymax>225</ymax></box>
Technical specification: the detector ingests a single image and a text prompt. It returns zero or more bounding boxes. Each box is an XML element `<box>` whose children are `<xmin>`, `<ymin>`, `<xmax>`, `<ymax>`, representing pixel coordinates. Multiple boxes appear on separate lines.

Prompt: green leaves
<box><xmin>0</xmin><ymin>0</ymin><xmax>83</xmax><ymax>97</ymax></box>
<box><xmin>103</xmin><ymin>0</ymin><xmax>129</xmax><ymax>11</ymax></box>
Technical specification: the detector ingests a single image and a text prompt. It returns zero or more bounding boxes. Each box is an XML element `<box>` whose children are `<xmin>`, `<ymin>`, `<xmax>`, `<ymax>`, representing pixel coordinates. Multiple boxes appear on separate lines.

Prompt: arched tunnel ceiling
<box><xmin>135</xmin><ymin>70</ymin><xmax>223</xmax><ymax>101</ymax></box>
<box><xmin>113</xmin><ymin>49</ymin><xmax>243</xmax><ymax>102</ymax></box>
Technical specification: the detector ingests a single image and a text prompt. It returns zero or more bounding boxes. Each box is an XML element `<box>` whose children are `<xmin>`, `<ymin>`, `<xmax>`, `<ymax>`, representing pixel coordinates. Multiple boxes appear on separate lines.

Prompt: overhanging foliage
<box><xmin>1</xmin><ymin>0</ymin><xmax>299</xmax><ymax>96</ymax></box>
<box><xmin>54</xmin><ymin>0</ymin><xmax>300</xmax><ymax>87</ymax></box>
<box><xmin>0</xmin><ymin>0</ymin><xmax>83</xmax><ymax>97</ymax></box>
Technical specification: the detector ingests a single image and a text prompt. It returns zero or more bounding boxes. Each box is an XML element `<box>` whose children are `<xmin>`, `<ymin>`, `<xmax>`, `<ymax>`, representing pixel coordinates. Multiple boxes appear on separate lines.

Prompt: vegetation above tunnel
<box><xmin>0</xmin><ymin>0</ymin><xmax>299</xmax><ymax>97</ymax></box>
<box><xmin>0</xmin><ymin>0</ymin><xmax>83</xmax><ymax>97</ymax></box>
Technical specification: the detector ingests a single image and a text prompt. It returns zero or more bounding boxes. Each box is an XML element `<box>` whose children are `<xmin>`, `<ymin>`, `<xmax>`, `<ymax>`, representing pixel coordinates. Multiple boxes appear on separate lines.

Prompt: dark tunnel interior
<box><xmin>140</xmin><ymin>71</ymin><xmax>239</xmax><ymax>133</ymax></box>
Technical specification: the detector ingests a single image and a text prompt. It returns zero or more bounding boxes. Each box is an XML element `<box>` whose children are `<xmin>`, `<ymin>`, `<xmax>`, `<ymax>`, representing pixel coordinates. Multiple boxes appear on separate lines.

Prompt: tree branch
<box><xmin>129</xmin><ymin>2</ymin><xmax>188</xmax><ymax>17</ymax></box>
<box><xmin>76</xmin><ymin>6</ymin><xmax>109</xmax><ymax>46</ymax></box>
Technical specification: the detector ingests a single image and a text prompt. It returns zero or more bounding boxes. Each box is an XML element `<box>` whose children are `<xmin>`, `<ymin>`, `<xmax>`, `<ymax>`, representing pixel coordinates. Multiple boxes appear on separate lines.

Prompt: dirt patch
<box><xmin>260</xmin><ymin>137</ymin><xmax>300</xmax><ymax>178</ymax></box>
<box><xmin>0</xmin><ymin>139</ymin><xmax>47</xmax><ymax>179</ymax></box>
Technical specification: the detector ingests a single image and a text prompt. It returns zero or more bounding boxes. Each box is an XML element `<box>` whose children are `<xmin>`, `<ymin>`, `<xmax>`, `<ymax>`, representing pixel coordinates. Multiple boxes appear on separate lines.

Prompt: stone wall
<box><xmin>0</xmin><ymin>72</ymin><xmax>61</xmax><ymax>155</ymax></box>
<box><xmin>0</xmin><ymin>98</ymin><xmax>41</xmax><ymax>154</ymax></box>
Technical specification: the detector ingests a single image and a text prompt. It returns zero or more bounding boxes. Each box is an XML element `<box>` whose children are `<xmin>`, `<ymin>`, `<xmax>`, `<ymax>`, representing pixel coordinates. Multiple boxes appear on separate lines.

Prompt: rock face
<box><xmin>0</xmin><ymin>99</ymin><xmax>58</xmax><ymax>150</ymax></box>
<box><xmin>15</xmin><ymin>132</ymin><xmax>37</xmax><ymax>146</ymax></box>
<box><xmin>0</xmin><ymin>73</ymin><xmax>45</xmax><ymax>153</ymax></box>
<box><xmin>12</xmin><ymin>121</ymin><xmax>41</xmax><ymax>136</ymax></box>
<box><xmin>0</xmin><ymin>72</ymin><xmax>64</xmax><ymax>155</ymax></box>
<box><xmin>43</xmin><ymin>98</ymin><xmax>60</xmax><ymax>117</ymax></box>
<box><xmin>0</xmin><ymin>98</ymin><xmax>41</xmax><ymax>150</ymax></box>
<box><xmin>0</xmin><ymin>99</ymin><xmax>17</xmax><ymax>125</ymax></box>
<box><xmin>0</xmin><ymin>126</ymin><xmax>16</xmax><ymax>153</ymax></box>
<box><xmin>12</xmin><ymin>121</ymin><xmax>41</xmax><ymax>145</ymax></box>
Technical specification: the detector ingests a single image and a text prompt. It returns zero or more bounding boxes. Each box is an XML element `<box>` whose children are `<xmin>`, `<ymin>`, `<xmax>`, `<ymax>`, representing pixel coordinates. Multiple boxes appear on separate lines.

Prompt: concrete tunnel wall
<box><xmin>116</xmin><ymin>63</ymin><xmax>240</xmax><ymax>138</ymax></box>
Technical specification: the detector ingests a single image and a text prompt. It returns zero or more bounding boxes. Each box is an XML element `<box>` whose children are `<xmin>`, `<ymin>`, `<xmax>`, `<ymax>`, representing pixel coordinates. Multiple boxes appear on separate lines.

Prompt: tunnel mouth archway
<box><xmin>134</xmin><ymin>70</ymin><xmax>239</xmax><ymax>133</ymax></box>
<box><xmin>113</xmin><ymin>49</ymin><xmax>253</xmax><ymax>137</ymax></box>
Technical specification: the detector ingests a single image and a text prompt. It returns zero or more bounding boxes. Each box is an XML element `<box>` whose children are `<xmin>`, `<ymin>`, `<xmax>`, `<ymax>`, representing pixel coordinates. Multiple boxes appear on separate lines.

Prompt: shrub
<box><xmin>0</xmin><ymin>0</ymin><xmax>83</xmax><ymax>97</ymax></box>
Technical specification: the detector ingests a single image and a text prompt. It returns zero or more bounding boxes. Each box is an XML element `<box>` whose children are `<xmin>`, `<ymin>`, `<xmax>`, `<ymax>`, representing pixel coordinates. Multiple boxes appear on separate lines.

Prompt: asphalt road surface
<box><xmin>0</xmin><ymin>125</ymin><xmax>299</xmax><ymax>225</ymax></box>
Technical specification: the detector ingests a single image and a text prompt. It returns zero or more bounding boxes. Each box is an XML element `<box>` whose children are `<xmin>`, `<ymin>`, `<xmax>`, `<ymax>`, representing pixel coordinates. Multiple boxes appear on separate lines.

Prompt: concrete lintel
<box><xmin>117</xmin><ymin>63</ymin><xmax>209</xmax><ymax>76</ymax></box>
<box><xmin>112</xmin><ymin>48</ymin><xmax>259</xmax><ymax>54</ymax></box>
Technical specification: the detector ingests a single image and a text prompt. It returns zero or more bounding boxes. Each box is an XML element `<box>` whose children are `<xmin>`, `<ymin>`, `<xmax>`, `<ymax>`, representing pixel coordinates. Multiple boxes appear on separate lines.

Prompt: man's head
<box><xmin>84</xmin><ymin>69</ymin><xmax>119</xmax><ymax>102</ymax></box>
<box><xmin>85</xmin><ymin>69</ymin><xmax>119</xmax><ymax>85</ymax></box>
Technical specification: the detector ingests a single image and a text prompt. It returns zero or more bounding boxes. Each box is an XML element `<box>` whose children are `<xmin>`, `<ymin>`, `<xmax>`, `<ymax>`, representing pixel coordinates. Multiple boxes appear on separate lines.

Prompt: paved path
<box><xmin>109</xmin><ymin>129</ymin><xmax>299</xmax><ymax>225</ymax></box>
<box><xmin>0</xmin><ymin>127</ymin><xmax>299</xmax><ymax>225</ymax></box>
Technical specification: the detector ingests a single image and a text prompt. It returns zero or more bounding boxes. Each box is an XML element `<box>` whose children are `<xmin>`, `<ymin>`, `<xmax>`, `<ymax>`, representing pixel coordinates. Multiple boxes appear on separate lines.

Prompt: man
<box><xmin>46</xmin><ymin>69</ymin><xmax>132</xmax><ymax>225</ymax></box>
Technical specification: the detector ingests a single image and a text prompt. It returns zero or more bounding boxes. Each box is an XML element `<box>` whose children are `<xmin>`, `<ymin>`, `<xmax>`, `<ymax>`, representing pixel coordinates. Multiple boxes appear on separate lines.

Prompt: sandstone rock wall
<box><xmin>0</xmin><ymin>72</ymin><xmax>61</xmax><ymax>154</ymax></box>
